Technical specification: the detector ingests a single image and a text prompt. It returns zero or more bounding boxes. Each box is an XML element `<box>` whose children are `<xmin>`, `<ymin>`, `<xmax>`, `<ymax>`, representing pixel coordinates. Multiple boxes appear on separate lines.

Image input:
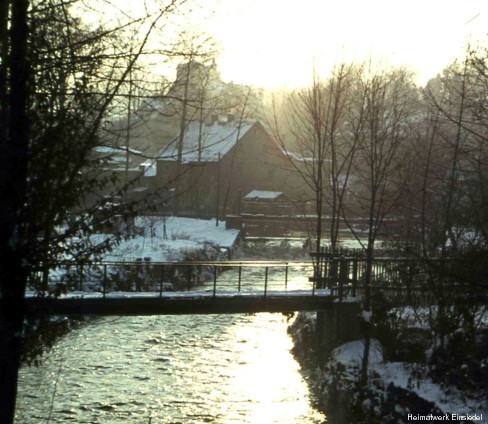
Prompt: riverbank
<box><xmin>289</xmin><ymin>312</ymin><xmax>488</xmax><ymax>423</ymax></box>
<box><xmin>93</xmin><ymin>216</ymin><xmax>241</xmax><ymax>262</ymax></box>
<box><xmin>17</xmin><ymin>235</ymin><xmax>327</xmax><ymax>422</ymax></box>
<box><xmin>23</xmin><ymin>217</ymin><xmax>242</xmax><ymax>364</ymax></box>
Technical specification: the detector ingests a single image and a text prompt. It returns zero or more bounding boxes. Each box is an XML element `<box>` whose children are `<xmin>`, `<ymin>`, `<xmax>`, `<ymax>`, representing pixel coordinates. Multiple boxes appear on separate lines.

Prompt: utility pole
<box><xmin>216</xmin><ymin>152</ymin><xmax>220</xmax><ymax>226</ymax></box>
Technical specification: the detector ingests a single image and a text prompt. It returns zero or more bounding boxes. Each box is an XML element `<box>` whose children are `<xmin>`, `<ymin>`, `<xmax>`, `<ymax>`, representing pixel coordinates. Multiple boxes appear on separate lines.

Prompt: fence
<box><xmin>29</xmin><ymin>250</ymin><xmax>484</xmax><ymax>306</ymax></box>
<box><xmin>29</xmin><ymin>260</ymin><xmax>316</xmax><ymax>299</ymax></box>
<box><xmin>309</xmin><ymin>246</ymin><xmax>484</xmax><ymax>304</ymax></box>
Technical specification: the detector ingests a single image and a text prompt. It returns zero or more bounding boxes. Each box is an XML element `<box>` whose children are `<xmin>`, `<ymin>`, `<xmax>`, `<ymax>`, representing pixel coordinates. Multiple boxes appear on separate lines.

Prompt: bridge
<box><xmin>24</xmin><ymin>253</ymin><xmax>480</xmax><ymax>315</ymax></box>
<box><xmin>25</xmin><ymin>260</ymin><xmax>339</xmax><ymax>315</ymax></box>
<box><xmin>25</xmin><ymin>293</ymin><xmax>338</xmax><ymax>315</ymax></box>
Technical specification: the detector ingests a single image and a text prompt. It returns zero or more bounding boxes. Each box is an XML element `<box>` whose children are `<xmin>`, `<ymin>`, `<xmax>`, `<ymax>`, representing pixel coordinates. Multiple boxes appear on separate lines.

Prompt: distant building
<box><xmin>150</xmin><ymin>119</ymin><xmax>303</xmax><ymax>216</ymax></box>
<box><xmin>242</xmin><ymin>190</ymin><xmax>292</xmax><ymax>216</ymax></box>
<box><xmin>96</xmin><ymin>60</ymin><xmax>306</xmax><ymax>216</ymax></box>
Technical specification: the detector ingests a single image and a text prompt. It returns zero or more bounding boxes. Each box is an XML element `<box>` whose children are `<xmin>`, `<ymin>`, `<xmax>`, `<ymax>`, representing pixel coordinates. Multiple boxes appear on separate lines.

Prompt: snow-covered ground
<box><xmin>30</xmin><ymin>217</ymin><xmax>241</xmax><ymax>294</ymax></box>
<box><xmin>92</xmin><ymin>216</ymin><xmax>240</xmax><ymax>262</ymax></box>
<box><xmin>326</xmin><ymin>339</ymin><xmax>487</xmax><ymax>422</ymax></box>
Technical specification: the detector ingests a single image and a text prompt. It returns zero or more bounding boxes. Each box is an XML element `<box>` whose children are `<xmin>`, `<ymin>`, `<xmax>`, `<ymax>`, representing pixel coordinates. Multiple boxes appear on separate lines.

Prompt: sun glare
<box><xmin>79</xmin><ymin>0</ymin><xmax>488</xmax><ymax>89</ymax></box>
<box><xmin>218</xmin><ymin>314</ymin><xmax>324</xmax><ymax>423</ymax></box>
<box><xmin>199</xmin><ymin>0</ymin><xmax>488</xmax><ymax>89</ymax></box>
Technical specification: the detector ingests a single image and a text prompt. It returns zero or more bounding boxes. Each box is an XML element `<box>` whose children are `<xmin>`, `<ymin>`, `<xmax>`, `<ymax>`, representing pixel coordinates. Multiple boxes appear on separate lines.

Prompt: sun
<box><xmin>80</xmin><ymin>0</ymin><xmax>488</xmax><ymax>89</ymax></box>
<box><xmin>199</xmin><ymin>0</ymin><xmax>488</xmax><ymax>89</ymax></box>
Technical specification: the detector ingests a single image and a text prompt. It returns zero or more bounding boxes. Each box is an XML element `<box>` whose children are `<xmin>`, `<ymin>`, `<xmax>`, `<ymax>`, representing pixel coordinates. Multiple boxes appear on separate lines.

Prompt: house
<box><xmin>241</xmin><ymin>190</ymin><xmax>292</xmax><ymax>216</ymax></box>
<box><xmin>78</xmin><ymin>145</ymin><xmax>147</xmax><ymax>210</ymax></box>
<box><xmin>96</xmin><ymin>60</ymin><xmax>306</xmax><ymax>217</ymax></box>
<box><xmin>107</xmin><ymin>60</ymin><xmax>263</xmax><ymax>160</ymax></box>
<box><xmin>151</xmin><ymin>118</ymin><xmax>304</xmax><ymax>216</ymax></box>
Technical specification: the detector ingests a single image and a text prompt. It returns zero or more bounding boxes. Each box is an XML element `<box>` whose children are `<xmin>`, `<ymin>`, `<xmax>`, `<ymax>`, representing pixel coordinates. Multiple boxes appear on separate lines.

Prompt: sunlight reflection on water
<box><xmin>16</xmin><ymin>313</ymin><xmax>327</xmax><ymax>423</ymax></box>
<box><xmin>17</xmin><ymin>239</ymin><xmax>327</xmax><ymax>423</ymax></box>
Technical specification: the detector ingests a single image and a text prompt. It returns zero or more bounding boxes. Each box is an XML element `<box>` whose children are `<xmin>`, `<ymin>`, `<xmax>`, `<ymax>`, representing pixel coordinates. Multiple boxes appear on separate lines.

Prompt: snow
<box><xmin>331</xmin><ymin>339</ymin><xmax>384</xmax><ymax>366</ymax></box>
<box><xmin>361</xmin><ymin>309</ymin><xmax>372</xmax><ymax>322</ymax></box>
<box><xmin>299</xmin><ymin>302</ymin><xmax>487</xmax><ymax>423</ymax></box>
<box><xmin>372</xmin><ymin>362</ymin><xmax>488</xmax><ymax>422</ymax></box>
<box><xmin>95</xmin><ymin>145</ymin><xmax>143</xmax><ymax>156</ymax></box>
<box><xmin>91</xmin><ymin>216</ymin><xmax>240</xmax><ymax>262</ymax></box>
<box><xmin>139</xmin><ymin>160</ymin><xmax>157</xmax><ymax>176</ymax></box>
<box><xmin>244</xmin><ymin>190</ymin><xmax>283</xmax><ymax>200</ymax></box>
<box><xmin>31</xmin><ymin>216</ymin><xmax>333</xmax><ymax>302</ymax></box>
<box><xmin>157</xmin><ymin>120</ymin><xmax>255</xmax><ymax>163</ymax></box>
<box><xmin>325</xmin><ymin>338</ymin><xmax>487</xmax><ymax>422</ymax></box>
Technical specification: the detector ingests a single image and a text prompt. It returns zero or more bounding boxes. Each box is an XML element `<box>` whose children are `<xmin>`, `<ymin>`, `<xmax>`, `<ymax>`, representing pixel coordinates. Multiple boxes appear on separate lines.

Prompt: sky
<box><xmin>189</xmin><ymin>0</ymin><xmax>488</xmax><ymax>88</ymax></box>
<box><xmin>81</xmin><ymin>0</ymin><xmax>488</xmax><ymax>89</ymax></box>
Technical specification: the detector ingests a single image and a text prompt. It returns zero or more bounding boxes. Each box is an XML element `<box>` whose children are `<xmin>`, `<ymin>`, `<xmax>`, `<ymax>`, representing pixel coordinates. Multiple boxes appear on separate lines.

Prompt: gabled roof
<box><xmin>95</xmin><ymin>145</ymin><xmax>144</xmax><ymax>172</ymax></box>
<box><xmin>244</xmin><ymin>190</ymin><xmax>284</xmax><ymax>200</ymax></box>
<box><xmin>157</xmin><ymin>119</ymin><xmax>256</xmax><ymax>163</ymax></box>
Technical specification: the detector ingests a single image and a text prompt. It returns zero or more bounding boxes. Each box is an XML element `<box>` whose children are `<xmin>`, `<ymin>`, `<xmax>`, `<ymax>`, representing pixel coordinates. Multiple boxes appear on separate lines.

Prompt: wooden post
<box><xmin>339</xmin><ymin>257</ymin><xmax>348</xmax><ymax>302</ymax></box>
<box><xmin>238</xmin><ymin>265</ymin><xmax>242</xmax><ymax>292</ymax></box>
<box><xmin>103</xmin><ymin>264</ymin><xmax>107</xmax><ymax>299</ymax></box>
<box><xmin>352</xmin><ymin>258</ymin><xmax>358</xmax><ymax>297</ymax></box>
<box><xmin>321</xmin><ymin>246</ymin><xmax>326</xmax><ymax>289</ymax></box>
<box><xmin>213</xmin><ymin>266</ymin><xmax>217</xmax><ymax>298</ymax></box>
<box><xmin>79</xmin><ymin>264</ymin><xmax>84</xmax><ymax>292</ymax></box>
<box><xmin>264</xmin><ymin>266</ymin><xmax>269</xmax><ymax>297</ymax></box>
<box><xmin>406</xmin><ymin>260</ymin><xmax>412</xmax><ymax>305</ymax></box>
<box><xmin>329</xmin><ymin>256</ymin><xmax>338</xmax><ymax>291</ymax></box>
<box><xmin>159</xmin><ymin>265</ymin><xmax>164</xmax><ymax>298</ymax></box>
<box><xmin>284</xmin><ymin>263</ymin><xmax>288</xmax><ymax>291</ymax></box>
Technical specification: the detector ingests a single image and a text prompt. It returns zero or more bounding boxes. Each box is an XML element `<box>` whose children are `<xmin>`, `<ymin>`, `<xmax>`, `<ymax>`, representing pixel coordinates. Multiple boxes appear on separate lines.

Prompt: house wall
<box><xmin>241</xmin><ymin>200</ymin><xmax>293</xmax><ymax>216</ymax></box>
<box><xmin>153</xmin><ymin>122</ymin><xmax>308</xmax><ymax>217</ymax></box>
<box><xmin>217</xmin><ymin>122</ymin><xmax>305</xmax><ymax>215</ymax></box>
<box><xmin>154</xmin><ymin>159</ymin><xmax>218</xmax><ymax>216</ymax></box>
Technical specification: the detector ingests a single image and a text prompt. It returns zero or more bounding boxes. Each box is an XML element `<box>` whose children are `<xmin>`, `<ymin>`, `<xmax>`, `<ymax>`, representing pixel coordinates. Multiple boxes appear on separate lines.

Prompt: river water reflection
<box><xmin>16</xmin><ymin>314</ymin><xmax>326</xmax><ymax>423</ymax></box>
<box><xmin>16</xmin><ymin>240</ymin><xmax>327</xmax><ymax>423</ymax></box>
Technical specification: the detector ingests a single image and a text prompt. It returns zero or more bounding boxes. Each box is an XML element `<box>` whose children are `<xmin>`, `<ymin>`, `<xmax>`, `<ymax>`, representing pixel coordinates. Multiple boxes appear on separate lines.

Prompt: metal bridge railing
<box><xmin>28</xmin><ymin>260</ymin><xmax>317</xmax><ymax>300</ymax></box>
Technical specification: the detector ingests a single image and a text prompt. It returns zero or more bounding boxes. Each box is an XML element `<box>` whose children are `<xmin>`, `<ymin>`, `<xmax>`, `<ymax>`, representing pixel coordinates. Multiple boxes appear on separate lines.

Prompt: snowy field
<box><xmin>92</xmin><ymin>216</ymin><xmax>240</xmax><ymax>262</ymax></box>
<box><xmin>327</xmin><ymin>339</ymin><xmax>488</xmax><ymax>422</ymax></box>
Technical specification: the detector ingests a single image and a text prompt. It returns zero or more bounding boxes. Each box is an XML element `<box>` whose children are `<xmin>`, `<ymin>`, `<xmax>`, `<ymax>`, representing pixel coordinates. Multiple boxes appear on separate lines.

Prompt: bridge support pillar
<box><xmin>315</xmin><ymin>303</ymin><xmax>362</xmax><ymax>365</ymax></box>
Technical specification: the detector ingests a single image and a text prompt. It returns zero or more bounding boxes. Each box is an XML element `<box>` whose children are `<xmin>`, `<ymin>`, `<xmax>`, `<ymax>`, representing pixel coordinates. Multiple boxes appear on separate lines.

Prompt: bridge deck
<box><xmin>24</xmin><ymin>291</ymin><xmax>338</xmax><ymax>315</ymax></box>
<box><xmin>26</xmin><ymin>255</ymin><xmax>473</xmax><ymax>316</ymax></box>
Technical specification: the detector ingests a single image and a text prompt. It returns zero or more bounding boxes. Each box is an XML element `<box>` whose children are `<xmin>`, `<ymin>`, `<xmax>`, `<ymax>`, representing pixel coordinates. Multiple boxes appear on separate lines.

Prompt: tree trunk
<box><xmin>0</xmin><ymin>1</ymin><xmax>29</xmax><ymax>422</ymax></box>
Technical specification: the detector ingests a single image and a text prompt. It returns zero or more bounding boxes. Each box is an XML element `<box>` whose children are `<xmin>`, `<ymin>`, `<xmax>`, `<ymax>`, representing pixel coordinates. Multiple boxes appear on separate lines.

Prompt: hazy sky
<box><xmin>83</xmin><ymin>0</ymin><xmax>488</xmax><ymax>89</ymax></box>
<box><xmin>189</xmin><ymin>0</ymin><xmax>488</xmax><ymax>88</ymax></box>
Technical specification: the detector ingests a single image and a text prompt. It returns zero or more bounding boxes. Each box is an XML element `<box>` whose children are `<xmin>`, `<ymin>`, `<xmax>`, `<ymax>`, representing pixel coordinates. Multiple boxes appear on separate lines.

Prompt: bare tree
<box><xmin>423</xmin><ymin>46</ymin><xmax>488</xmax><ymax>253</ymax></box>
<box><xmin>270</xmin><ymin>64</ymin><xmax>361</xmax><ymax>254</ymax></box>
<box><xmin>411</xmin><ymin>46</ymin><xmax>488</xmax><ymax>373</ymax></box>
<box><xmin>0</xmin><ymin>0</ymin><xmax>189</xmax><ymax>420</ymax></box>
<box><xmin>343</xmin><ymin>66</ymin><xmax>419</xmax><ymax>386</ymax></box>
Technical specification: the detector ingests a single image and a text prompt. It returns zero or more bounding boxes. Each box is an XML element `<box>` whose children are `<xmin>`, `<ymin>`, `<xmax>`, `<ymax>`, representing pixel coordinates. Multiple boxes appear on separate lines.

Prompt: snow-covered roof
<box><xmin>157</xmin><ymin>120</ymin><xmax>255</xmax><ymax>163</ymax></box>
<box><xmin>95</xmin><ymin>145</ymin><xmax>159</xmax><ymax>177</ymax></box>
<box><xmin>244</xmin><ymin>190</ymin><xmax>283</xmax><ymax>200</ymax></box>
<box><xmin>95</xmin><ymin>145</ymin><xmax>143</xmax><ymax>157</ymax></box>
<box><xmin>131</xmin><ymin>187</ymin><xmax>148</xmax><ymax>193</ymax></box>
<box><xmin>139</xmin><ymin>160</ymin><xmax>157</xmax><ymax>177</ymax></box>
<box><xmin>281</xmin><ymin>148</ymin><xmax>332</xmax><ymax>163</ymax></box>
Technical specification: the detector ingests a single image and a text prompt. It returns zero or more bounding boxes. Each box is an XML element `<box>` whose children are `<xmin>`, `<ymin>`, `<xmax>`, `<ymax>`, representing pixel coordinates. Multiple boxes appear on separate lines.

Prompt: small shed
<box><xmin>242</xmin><ymin>190</ymin><xmax>292</xmax><ymax>216</ymax></box>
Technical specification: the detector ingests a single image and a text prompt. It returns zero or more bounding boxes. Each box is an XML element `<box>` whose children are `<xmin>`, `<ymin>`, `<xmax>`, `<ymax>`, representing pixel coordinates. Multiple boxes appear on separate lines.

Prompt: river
<box><xmin>15</xmin><ymin>240</ymin><xmax>327</xmax><ymax>423</ymax></box>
